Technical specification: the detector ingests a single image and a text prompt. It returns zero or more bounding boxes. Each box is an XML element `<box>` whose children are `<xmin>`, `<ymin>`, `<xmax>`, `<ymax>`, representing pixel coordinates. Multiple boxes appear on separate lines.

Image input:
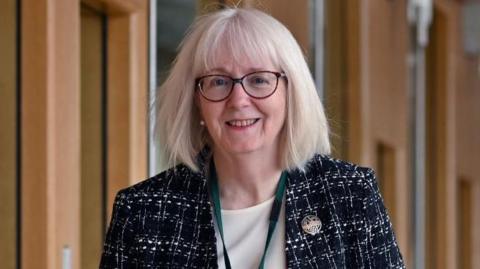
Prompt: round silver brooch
<box><xmin>301</xmin><ymin>215</ymin><xmax>322</xmax><ymax>235</ymax></box>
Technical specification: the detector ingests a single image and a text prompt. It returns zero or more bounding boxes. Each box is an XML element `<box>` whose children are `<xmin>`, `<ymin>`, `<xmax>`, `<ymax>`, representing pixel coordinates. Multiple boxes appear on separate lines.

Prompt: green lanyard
<box><xmin>209</xmin><ymin>160</ymin><xmax>287</xmax><ymax>269</ymax></box>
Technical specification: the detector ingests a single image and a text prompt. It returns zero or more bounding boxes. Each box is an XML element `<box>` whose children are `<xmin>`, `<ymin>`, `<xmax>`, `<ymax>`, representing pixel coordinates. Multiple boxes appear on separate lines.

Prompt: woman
<box><xmin>100</xmin><ymin>7</ymin><xmax>405</xmax><ymax>269</ymax></box>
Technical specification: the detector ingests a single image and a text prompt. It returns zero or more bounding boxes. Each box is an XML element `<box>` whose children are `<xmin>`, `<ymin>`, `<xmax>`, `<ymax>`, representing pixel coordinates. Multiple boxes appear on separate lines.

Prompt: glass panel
<box><xmin>156</xmin><ymin>0</ymin><xmax>197</xmax><ymax>84</ymax></box>
<box><xmin>0</xmin><ymin>0</ymin><xmax>18</xmax><ymax>268</ymax></box>
<box><xmin>309</xmin><ymin>0</ymin><xmax>325</xmax><ymax>99</ymax></box>
<box><xmin>80</xmin><ymin>5</ymin><xmax>106</xmax><ymax>268</ymax></box>
<box><xmin>150</xmin><ymin>0</ymin><xmax>197</xmax><ymax>174</ymax></box>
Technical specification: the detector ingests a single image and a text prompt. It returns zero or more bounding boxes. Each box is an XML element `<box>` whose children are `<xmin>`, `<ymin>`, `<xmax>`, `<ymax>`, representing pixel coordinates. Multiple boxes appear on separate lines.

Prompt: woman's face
<box><xmin>196</xmin><ymin>51</ymin><xmax>287</xmax><ymax>157</ymax></box>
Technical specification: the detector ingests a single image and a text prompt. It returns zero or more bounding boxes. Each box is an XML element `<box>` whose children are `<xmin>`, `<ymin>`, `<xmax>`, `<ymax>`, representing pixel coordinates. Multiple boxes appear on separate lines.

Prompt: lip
<box><xmin>225</xmin><ymin>118</ymin><xmax>260</xmax><ymax>129</ymax></box>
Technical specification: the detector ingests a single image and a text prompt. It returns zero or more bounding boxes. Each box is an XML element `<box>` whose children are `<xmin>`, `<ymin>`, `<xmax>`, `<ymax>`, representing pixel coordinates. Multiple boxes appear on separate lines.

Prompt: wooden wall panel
<box><xmin>22</xmin><ymin>0</ymin><xmax>82</xmax><ymax>267</ymax></box>
<box><xmin>454</xmin><ymin>1</ymin><xmax>480</xmax><ymax>268</ymax></box>
<box><xmin>425</xmin><ymin>2</ymin><xmax>459</xmax><ymax>268</ymax></box>
<box><xmin>106</xmin><ymin>2</ymin><xmax>148</xmax><ymax>217</ymax></box>
<box><xmin>324</xmin><ymin>0</ymin><xmax>348</xmax><ymax>158</ymax></box>
<box><xmin>0</xmin><ymin>0</ymin><xmax>17</xmax><ymax>268</ymax></box>
<box><xmin>127</xmin><ymin>2</ymin><xmax>148</xmax><ymax>187</ymax></box>
<box><xmin>365</xmin><ymin>2</ymin><xmax>410</xmax><ymax>264</ymax></box>
<box><xmin>48</xmin><ymin>0</ymin><xmax>82</xmax><ymax>266</ymax></box>
<box><xmin>20</xmin><ymin>0</ymin><xmax>148</xmax><ymax>268</ymax></box>
<box><xmin>345</xmin><ymin>0</ymin><xmax>368</xmax><ymax>164</ymax></box>
<box><xmin>338</xmin><ymin>0</ymin><xmax>412</xmax><ymax>264</ymax></box>
<box><xmin>80</xmin><ymin>6</ymin><xmax>104</xmax><ymax>269</ymax></box>
<box><xmin>107</xmin><ymin>14</ymin><xmax>132</xmax><ymax>217</ymax></box>
<box><xmin>21</xmin><ymin>0</ymin><xmax>50</xmax><ymax>267</ymax></box>
<box><xmin>243</xmin><ymin>0</ymin><xmax>310</xmax><ymax>55</ymax></box>
<box><xmin>455</xmin><ymin>9</ymin><xmax>480</xmax><ymax>189</ymax></box>
<box><xmin>83</xmin><ymin>0</ymin><xmax>149</xmax><ymax>263</ymax></box>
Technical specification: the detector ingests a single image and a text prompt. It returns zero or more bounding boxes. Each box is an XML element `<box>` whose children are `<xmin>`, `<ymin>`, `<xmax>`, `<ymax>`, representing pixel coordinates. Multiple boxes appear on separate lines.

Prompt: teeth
<box><xmin>228</xmin><ymin>119</ymin><xmax>257</xmax><ymax>127</ymax></box>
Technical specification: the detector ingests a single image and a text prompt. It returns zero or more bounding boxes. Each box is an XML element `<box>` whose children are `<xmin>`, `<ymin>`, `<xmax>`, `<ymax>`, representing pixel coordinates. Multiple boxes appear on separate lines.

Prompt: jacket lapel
<box><xmin>284</xmin><ymin>166</ymin><xmax>344</xmax><ymax>268</ymax></box>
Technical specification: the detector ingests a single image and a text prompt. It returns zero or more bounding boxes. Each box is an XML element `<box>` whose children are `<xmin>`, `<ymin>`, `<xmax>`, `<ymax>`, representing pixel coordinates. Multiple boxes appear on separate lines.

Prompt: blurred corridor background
<box><xmin>1</xmin><ymin>0</ymin><xmax>479</xmax><ymax>268</ymax></box>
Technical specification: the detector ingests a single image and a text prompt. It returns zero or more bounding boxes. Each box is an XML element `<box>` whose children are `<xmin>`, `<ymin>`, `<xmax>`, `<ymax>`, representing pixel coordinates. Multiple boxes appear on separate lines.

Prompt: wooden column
<box><xmin>345</xmin><ymin>0</ymin><xmax>370</xmax><ymax>164</ymax></box>
<box><xmin>21</xmin><ymin>0</ymin><xmax>81</xmax><ymax>268</ymax></box>
<box><xmin>452</xmin><ymin>0</ymin><xmax>480</xmax><ymax>268</ymax></box>
<box><xmin>80</xmin><ymin>6</ymin><xmax>104</xmax><ymax>268</ymax></box>
<box><xmin>425</xmin><ymin>1</ymin><xmax>458</xmax><ymax>268</ymax></box>
<box><xmin>105</xmin><ymin>0</ymin><xmax>148</xmax><ymax>218</ymax></box>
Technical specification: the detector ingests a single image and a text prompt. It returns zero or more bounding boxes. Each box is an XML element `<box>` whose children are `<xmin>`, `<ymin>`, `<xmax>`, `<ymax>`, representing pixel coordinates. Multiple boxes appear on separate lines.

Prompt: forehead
<box><xmin>192</xmin><ymin>18</ymin><xmax>280</xmax><ymax>76</ymax></box>
<box><xmin>204</xmin><ymin>45</ymin><xmax>277</xmax><ymax>75</ymax></box>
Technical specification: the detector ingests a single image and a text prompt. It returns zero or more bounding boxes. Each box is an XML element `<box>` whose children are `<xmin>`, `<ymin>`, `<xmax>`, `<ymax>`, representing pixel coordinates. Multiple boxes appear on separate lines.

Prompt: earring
<box><xmin>200</xmin><ymin>120</ymin><xmax>205</xmax><ymax>126</ymax></box>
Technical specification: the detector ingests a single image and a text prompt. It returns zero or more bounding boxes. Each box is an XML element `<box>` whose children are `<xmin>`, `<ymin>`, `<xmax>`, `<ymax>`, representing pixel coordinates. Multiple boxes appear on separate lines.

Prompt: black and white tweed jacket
<box><xmin>100</xmin><ymin>154</ymin><xmax>405</xmax><ymax>268</ymax></box>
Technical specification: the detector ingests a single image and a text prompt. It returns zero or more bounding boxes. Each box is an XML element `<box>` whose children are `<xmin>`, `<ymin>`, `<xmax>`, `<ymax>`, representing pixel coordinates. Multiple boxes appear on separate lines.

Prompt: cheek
<box><xmin>273</xmin><ymin>89</ymin><xmax>287</xmax><ymax>121</ymax></box>
<box><xmin>197</xmin><ymin>97</ymin><xmax>210</xmax><ymax>120</ymax></box>
<box><xmin>273</xmin><ymin>98</ymin><xmax>287</xmax><ymax>134</ymax></box>
<box><xmin>198</xmin><ymin>101</ymin><xmax>222</xmax><ymax>127</ymax></box>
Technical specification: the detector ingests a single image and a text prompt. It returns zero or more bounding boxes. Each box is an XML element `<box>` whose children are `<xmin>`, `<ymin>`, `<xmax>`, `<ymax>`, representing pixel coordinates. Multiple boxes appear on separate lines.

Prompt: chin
<box><xmin>222</xmin><ymin>142</ymin><xmax>263</xmax><ymax>155</ymax></box>
<box><xmin>227</xmin><ymin>147</ymin><xmax>260</xmax><ymax>155</ymax></box>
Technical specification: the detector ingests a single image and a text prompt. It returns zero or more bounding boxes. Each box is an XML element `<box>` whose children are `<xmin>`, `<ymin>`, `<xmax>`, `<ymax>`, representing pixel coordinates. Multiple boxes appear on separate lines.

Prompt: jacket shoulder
<box><xmin>119</xmin><ymin>164</ymin><xmax>206</xmax><ymax>195</ymax></box>
<box><xmin>114</xmin><ymin>164</ymin><xmax>207</xmax><ymax>203</ymax></box>
<box><xmin>101</xmin><ymin>164</ymin><xmax>216</xmax><ymax>268</ymax></box>
<box><xmin>292</xmin><ymin>154</ymin><xmax>379</xmax><ymax>202</ymax></box>
<box><xmin>303</xmin><ymin>154</ymin><xmax>374</xmax><ymax>181</ymax></box>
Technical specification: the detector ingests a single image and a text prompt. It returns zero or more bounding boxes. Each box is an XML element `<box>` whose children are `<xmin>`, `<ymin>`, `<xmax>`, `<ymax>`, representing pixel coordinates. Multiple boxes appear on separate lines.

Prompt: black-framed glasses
<box><xmin>195</xmin><ymin>71</ymin><xmax>287</xmax><ymax>102</ymax></box>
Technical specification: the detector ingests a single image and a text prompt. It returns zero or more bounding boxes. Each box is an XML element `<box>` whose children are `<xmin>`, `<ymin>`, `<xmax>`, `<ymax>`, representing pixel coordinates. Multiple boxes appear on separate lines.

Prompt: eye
<box><xmin>209</xmin><ymin>77</ymin><xmax>230</xmax><ymax>87</ymax></box>
<box><xmin>252</xmin><ymin>77</ymin><xmax>268</xmax><ymax>84</ymax></box>
<box><xmin>248</xmin><ymin>73</ymin><xmax>273</xmax><ymax>86</ymax></box>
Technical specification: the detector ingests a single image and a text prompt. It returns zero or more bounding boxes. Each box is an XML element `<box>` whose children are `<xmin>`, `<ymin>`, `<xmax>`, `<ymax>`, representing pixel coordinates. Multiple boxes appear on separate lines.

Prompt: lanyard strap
<box><xmin>209</xmin><ymin>160</ymin><xmax>287</xmax><ymax>269</ymax></box>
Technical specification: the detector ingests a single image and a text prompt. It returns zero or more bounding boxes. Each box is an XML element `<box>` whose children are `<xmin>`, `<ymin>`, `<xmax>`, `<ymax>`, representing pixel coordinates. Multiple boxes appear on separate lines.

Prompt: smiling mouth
<box><xmin>226</xmin><ymin>118</ymin><xmax>260</xmax><ymax>127</ymax></box>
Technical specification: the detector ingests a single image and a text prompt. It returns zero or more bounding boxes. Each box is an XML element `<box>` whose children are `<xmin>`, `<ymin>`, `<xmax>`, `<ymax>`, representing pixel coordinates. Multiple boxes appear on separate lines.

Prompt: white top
<box><xmin>214</xmin><ymin>196</ymin><xmax>287</xmax><ymax>269</ymax></box>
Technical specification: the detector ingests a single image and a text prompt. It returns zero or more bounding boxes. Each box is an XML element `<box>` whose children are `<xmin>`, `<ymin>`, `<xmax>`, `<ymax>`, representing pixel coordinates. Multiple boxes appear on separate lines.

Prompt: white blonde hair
<box><xmin>155</xmin><ymin>7</ymin><xmax>330</xmax><ymax>171</ymax></box>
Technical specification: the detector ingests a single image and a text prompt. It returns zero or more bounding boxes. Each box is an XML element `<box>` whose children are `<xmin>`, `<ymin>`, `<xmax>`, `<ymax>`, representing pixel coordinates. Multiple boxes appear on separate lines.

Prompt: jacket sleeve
<box><xmin>99</xmin><ymin>190</ymin><xmax>136</xmax><ymax>268</ymax></box>
<box><xmin>362</xmin><ymin>168</ymin><xmax>406</xmax><ymax>268</ymax></box>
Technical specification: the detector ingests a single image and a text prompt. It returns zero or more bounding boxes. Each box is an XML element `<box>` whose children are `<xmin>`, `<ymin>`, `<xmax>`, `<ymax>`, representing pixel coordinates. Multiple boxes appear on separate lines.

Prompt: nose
<box><xmin>227</xmin><ymin>80</ymin><xmax>251</xmax><ymax>107</ymax></box>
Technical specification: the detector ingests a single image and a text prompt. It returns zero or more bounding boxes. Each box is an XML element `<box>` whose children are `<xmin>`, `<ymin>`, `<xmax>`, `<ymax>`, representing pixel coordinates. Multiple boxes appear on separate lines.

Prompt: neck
<box><xmin>212</xmin><ymin>147</ymin><xmax>283</xmax><ymax>210</ymax></box>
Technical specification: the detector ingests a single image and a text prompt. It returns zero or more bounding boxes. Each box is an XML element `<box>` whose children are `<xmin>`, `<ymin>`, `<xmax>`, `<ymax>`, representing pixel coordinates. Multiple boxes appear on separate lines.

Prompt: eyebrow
<box><xmin>206</xmin><ymin>67</ymin><xmax>268</xmax><ymax>75</ymax></box>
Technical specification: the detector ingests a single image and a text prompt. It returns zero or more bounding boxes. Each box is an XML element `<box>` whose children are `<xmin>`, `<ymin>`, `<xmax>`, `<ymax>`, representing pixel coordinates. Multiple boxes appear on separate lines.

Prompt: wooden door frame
<box><xmin>21</xmin><ymin>0</ymin><xmax>148</xmax><ymax>268</ymax></box>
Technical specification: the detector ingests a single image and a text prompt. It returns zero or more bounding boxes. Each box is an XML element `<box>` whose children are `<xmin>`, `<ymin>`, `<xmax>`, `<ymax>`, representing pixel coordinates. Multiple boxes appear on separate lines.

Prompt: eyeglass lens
<box><xmin>198</xmin><ymin>71</ymin><xmax>280</xmax><ymax>101</ymax></box>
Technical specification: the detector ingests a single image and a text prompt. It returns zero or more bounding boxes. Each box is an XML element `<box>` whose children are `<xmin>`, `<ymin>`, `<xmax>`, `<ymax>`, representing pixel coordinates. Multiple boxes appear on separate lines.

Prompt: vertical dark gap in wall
<box><xmin>457</xmin><ymin>178</ymin><xmax>472</xmax><ymax>269</ymax></box>
<box><xmin>339</xmin><ymin>0</ymin><xmax>348</xmax><ymax>159</ymax></box>
<box><xmin>16</xmin><ymin>0</ymin><xmax>22</xmax><ymax>267</ymax></box>
<box><xmin>375</xmin><ymin>142</ymin><xmax>396</xmax><ymax>217</ymax></box>
<box><xmin>408</xmin><ymin>23</ymin><xmax>418</xmax><ymax>269</ymax></box>
<box><xmin>101</xmin><ymin>13</ymin><xmax>109</xmax><ymax>235</ymax></box>
<box><xmin>376</xmin><ymin>143</ymin><xmax>386</xmax><ymax>193</ymax></box>
<box><xmin>425</xmin><ymin>12</ymin><xmax>437</xmax><ymax>269</ymax></box>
